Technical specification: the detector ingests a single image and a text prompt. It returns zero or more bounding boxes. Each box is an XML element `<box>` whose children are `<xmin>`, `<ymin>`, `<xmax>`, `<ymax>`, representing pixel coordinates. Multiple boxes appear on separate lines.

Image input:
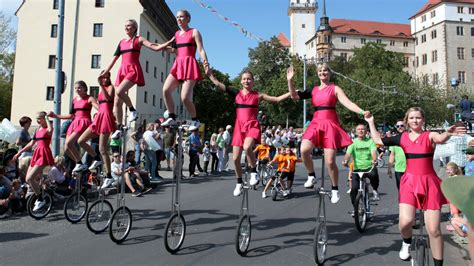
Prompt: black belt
<box><xmin>33</xmin><ymin>137</ymin><xmax>50</xmax><ymax>141</ymax></box>
<box><xmin>99</xmin><ymin>100</ymin><xmax>113</xmax><ymax>104</ymax></box>
<box><xmin>176</xmin><ymin>43</ymin><xmax>196</xmax><ymax>48</ymax></box>
<box><xmin>74</xmin><ymin>108</ymin><xmax>91</xmax><ymax>111</ymax></box>
<box><xmin>405</xmin><ymin>153</ymin><xmax>433</xmax><ymax>159</ymax></box>
<box><xmin>119</xmin><ymin>49</ymin><xmax>140</xmax><ymax>54</ymax></box>
<box><xmin>236</xmin><ymin>104</ymin><xmax>258</xmax><ymax>109</ymax></box>
<box><xmin>314</xmin><ymin>106</ymin><xmax>335</xmax><ymax>111</ymax></box>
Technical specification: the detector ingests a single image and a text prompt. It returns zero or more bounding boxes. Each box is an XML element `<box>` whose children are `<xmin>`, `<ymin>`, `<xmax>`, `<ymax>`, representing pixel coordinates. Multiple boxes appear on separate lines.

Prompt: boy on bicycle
<box><xmin>262</xmin><ymin>146</ymin><xmax>299</xmax><ymax>198</ymax></box>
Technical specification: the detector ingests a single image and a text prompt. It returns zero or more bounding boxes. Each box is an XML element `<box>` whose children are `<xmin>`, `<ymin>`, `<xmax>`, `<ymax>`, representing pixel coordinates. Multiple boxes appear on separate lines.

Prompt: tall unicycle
<box><xmin>64</xmin><ymin>169</ymin><xmax>88</xmax><ymax>223</ymax></box>
<box><xmin>109</xmin><ymin>109</ymin><xmax>132</xmax><ymax>243</ymax></box>
<box><xmin>235</xmin><ymin>160</ymin><xmax>251</xmax><ymax>256</ymax></box>
<box><xmin>86</xmin><ymin>170</ymin><xmax>113</xmax><ymax>234</ymax></box>
<box><xmin>313</xmin><ymin>155</ymin><xmax>330</xmax><ymax>265</ymax></box>
<box><xmin>164</xmin><ymin>123</ymin><xmax>186</xmax><ymax>254</ymax></box>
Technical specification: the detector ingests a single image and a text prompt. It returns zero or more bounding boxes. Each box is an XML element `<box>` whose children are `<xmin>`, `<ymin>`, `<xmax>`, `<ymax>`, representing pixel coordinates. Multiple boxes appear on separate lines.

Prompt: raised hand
<box><xmin>287</xmin><ymin>66</ymin><xmax>294</xmax><ymax>81</ymax></box>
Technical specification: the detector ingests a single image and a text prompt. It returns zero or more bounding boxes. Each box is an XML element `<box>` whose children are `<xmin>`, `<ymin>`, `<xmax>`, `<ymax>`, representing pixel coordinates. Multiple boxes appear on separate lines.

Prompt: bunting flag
<box><xmin>193</xmin><ymin>0</ymin><xmax>265</xmax><ymax>42</ymax></box>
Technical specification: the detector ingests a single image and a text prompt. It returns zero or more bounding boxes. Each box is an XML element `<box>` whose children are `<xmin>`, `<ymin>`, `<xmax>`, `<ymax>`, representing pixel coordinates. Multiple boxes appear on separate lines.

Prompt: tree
<box><xmin>0</xmin><ymin>12</ymin><xmax>16</xmax><ymax>120</ymax></box>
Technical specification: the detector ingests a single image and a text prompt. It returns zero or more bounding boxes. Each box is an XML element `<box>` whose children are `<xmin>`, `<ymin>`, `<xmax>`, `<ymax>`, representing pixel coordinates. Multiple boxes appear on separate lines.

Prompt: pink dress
<box><xmin>114</xmin><ymin>37</ymin><xmax>145</xmax><ymax>87</ymax></box>
<box><xmin>66</xmin><ymin>96</ymin><xmax>92</xmax><ymax>136</ymax></box>
<box><xmin>302</xmin><ymin>84</ymin><xmax>352</xmax><ymax>148</ymax></box>
<box><xmin>90</xmin><ymin>90</ymin><xmax>116</xmax><ymax>134</ymax></box>
<box><xmin>393</xmin><ymin>131</ymin><xmax>447</xmax><ymax>210</ymax></box>
<box><xmin>30</xmin><ymin>127</ymin><xmax>54</xmax><ymax>167</ymax></box>
<box><xmin>170</xmin><ymin>28</ymin><xmax>202</xmax><ymax>81</ymax></box>
<box><xmin>231</xmin><ymin>90</ymin><xmax>261</xmax><ymax>147</ymax></box>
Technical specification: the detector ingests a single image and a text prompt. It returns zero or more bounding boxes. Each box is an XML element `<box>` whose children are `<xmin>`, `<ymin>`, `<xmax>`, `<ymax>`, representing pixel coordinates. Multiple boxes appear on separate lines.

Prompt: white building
<box><xmin>11</xmin><ymin>0</ymin><xmax>186</xmax><ymax>126</ymax></box>
<box><xmin>288</xmin><ymin>0</ymin><xmax>317</xmax><ymax>57</ymax></box>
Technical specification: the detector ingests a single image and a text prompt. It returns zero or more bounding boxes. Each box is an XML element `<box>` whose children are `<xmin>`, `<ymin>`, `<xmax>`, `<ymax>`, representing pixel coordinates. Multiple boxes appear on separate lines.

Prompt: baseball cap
<box><xmin>205</xmin><ymin>141</ymin><xmax>209</xmax><ymax>145</ymax></box>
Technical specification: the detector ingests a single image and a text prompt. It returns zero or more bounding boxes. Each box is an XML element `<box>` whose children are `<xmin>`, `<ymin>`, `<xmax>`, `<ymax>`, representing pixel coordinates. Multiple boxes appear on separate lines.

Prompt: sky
<box><xmin>1</xmin><ymin>0</ymin><xmax>427</xmax><ymax>78</ymax></box>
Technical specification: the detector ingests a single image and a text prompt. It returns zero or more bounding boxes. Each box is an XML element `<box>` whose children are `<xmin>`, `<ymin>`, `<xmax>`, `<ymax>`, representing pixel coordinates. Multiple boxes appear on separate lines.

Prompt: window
<box><xmin>415</xmin><ymin>56</ymin><xmax>419</xmax><ymax>67</ymax></box>
<box><xmin>90</xmin><ymin>86</ymin><xmax>99</xmax><ymax>98</ymax></box>
<box><xmin>472</xmin><ymin>48</ymin><xmax>474</xmax><ymax>58</ymax></box>
<box><xmin>161</xmin><ymin>72</ymin><xmax>164</xmax><ymax>82</ymax></box>
<box><xmin>311</xmin><ymin>42</ymin><xmax>314</xmax><ymax>48</ymax></box>
<box><xmin>361</xmin><ymin>38</ymin><xmax>366</xmax><ymax>44</ymax></box>
<box><xmin>421</xmin><ymin>34</ymin><xmax>426</xmax><ymax>43</ymax></box>
<box><xmin>341</xmin><ymin>37</ymin><xmax>346</xmax><ymax>43</ymax></box>
<box><xmin>160</xmin><ymin>98</ymin><xmax>163</xmax><ymax>109</ymax></box>
<box><xmin>403</xmin><ymin>41</ymin><xmax>409</xmax><ymax>47</ymax></box>
<box><xmin>145</xmin><ymin>61</ymin><xmax>149</xmax><ymax>73</ymax></box>
<box><xmin>340</xmin><ymin>53</ymin><xmax>348</xmax><ymax>61</ymax></box>
<box><xmin>458</xmin><ymin>6</ymin><xmax>464</xmax><ymax>13</ymax></box>
<box><xmin>46</xmin><ymin>86</ymin><xmax>54</xmax><ymax>101</ymax></box>
<box><xmin>180</xmin><ymin>104</ymin><xmax>183</xmax><ymax>114</ymax></box>
<box><xmin>471</xmin><ymin>27</ymin><xmax>474</xmax><ymax>36</ymax></box>
<box><xmin>95</xmin><ymin>0</ymin><xmax>105</xmax><ymax>7</ymax></box>
<box><xmin>91</xmin><ymin>55</ymin><xmax>101</xmax><ymax>68</ymax></box>
<box><xmin>422</xmin><ymin>54</ymin><xmax>427</xmax><ymax>65</ymax></box>
<box><xmin>403</xmin><ymin>57</ymin><xmax>409</xmax><ymax>67</ymax></box>
<box><xmin>93</xmin><ymin>23</ymin><xmax>103</xmax><ymax>37</ymax></box>
<box><xmin>146</xmin><ymin>31</ymin><xmax>150</xmax><ymax>40</ymax></box>
<box><xmin>144</xmin><ymin>91</ymin><xmax>148</xmax><ymax>103</ymax></box>
<box><xmin>51</xmin><ymin>24</ymin><xmax>58</xmax><ymax>38</ymax></box>
<box><xmin>421</xmin><ymin>15</ymin><xmax>426</xmax><ymax>22</ymax></box>
<box><xmin>431</xmin><ymin>30</ymin><xmax>437</xmax><ymax>39</ymax></box>
<box><xmin>48</xmin><ymin>55</ymin><xmax>56</xmax><ymax>69</ymax></box>
<box><xmin>422</xmin><ymin>76</ymin><xmax>429</xmax><ymax>85</ymax></box>
<box><xmin>302</xmin><ymin>24</ymin><xmax>306</xmax><ymax>29</ymax></box>
<box><xmin>457</xmin><ymin>26</ymin><xmax>464</xmax><ymax>35</ymax></box>
<box><xmin>458</xmin><ymin>71</ymin><xmax>466</xmax><ymax>83</ymax></box>
<box><xmin>432</xmin><ymin>50</ymin><xmax>438</xmax><ymax>62</ymax></box>
<box><xmin>431</xmin><ymin>10</ymin><xmax>436</xmax><ymax>18</ymax></box>
<box><xmin>376</xmin><ymin>39</ymin><xmax>382</xmax><ymax>44</ymax></box>
<box><xmin>432</xmin><ymin>73</ymin><xmax>439</xmax><ymax>85</ymax></box>
<box><xmin>154</xmin><ymin>67</ymin><xmax>157</xmax><ymax>78</ymax></box>
<box><xmin>470</xmin><ymin>7</ymin><xmax>474</xmax><ymax>14</ymax></box>
<box><xmin>390</xmin><ymin>40</ymin><xmax>395</xmax><ymax>46</ymax></box>
<box><xmin>458</xmin><ymin>47</ymin><xmax>465</xmax><ymax>59</ymax></box>
<box><xmin>152</xmin><ymin>95</ymin><xmax>156</xmax><ymax>106</ymax></box>
<box><xmin>53</xmin><ymin>0</ymin><xmax>59</xmax><ymax>9</ymax></box>
<box><xmin>415</xmin><ymin>37</ymin><xmax>418</xmax><ymax>45</ymax></box>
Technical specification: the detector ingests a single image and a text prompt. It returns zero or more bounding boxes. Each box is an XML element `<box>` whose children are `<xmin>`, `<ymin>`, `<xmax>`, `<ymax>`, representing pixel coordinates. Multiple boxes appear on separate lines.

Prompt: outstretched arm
<box><xmin>260</xmin><ymin>92</ymin><xmax>291</xmax><ymax>104</ymax></box>
<box><xmin>208</xmin><ymin>70</ymin><xmax>226</xmax><ymax>92</ymax></box>
<box><xmin>365</xmin><ymin>115</ymin><xmax>383</xmax><ymax>146</ymax></box>
<box><xmin>101</xmin><ymin>56</ymin><xmax>119</xmax><ymax>77</ymax></box>
<box><xmin>335</xmin><ymin>86</ymin><xmax>370</xmax><ymax>118</ymax></box>
<box><xmin>13</xmin><ymin>139</ymin><xmax>35</xmax><ymax>161</ymax></box>
<box><xmin>430</xmin><ymin>125</ymin><xmax>466</xmax><ymax>144</ymax></box>
<box><xmin>143</xmin><ymin>36</ymin><xmax>175</xmax><ymax>51</ymax></box>
<box><xmin>193</xmin><ymin>29</ymin><xmax>210</xmax><ymax>74</ymax></box>
<box><xmin>287</xmin><ymin>66</ymin><xmax>299</xmax><ymax>100</ymax></box>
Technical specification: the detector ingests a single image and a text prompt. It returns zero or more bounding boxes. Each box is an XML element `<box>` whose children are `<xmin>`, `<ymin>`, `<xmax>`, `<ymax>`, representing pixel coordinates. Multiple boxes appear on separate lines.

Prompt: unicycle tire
<box><xmin>27</xmin><ymin>192</ymin><xmax>53</xmax><ymax>220</ymax></box>
<box><xmin>313</xmin><ymin>220</ymin><xmax>328</xmax><ymax>265</ymax></box>
<box><xmin>109</xmin><ymin>206</ymin><xmax>132</xmax><ymax>243</ymax></box>
<box><xmin>86</xmin><ymin>199</ymin><xmax>113</xmax><ymax>234</ymax></box>
<box><xmin>64</xmin><ymin>192</ymin><xmax>88</xmax><ymax>223</ymax></box>
<box><xmin>354</xmin><ymin>193</ymin><xmax>368</xmax><ymax>233</ymax></box>
<box><xmin>412</xmin><ymin>238</ymin><xmax>428</xmax><ymax>266</ymax></box>
<box><xmin>235</xmin><ymin>214</ymin><xmax>251</xmax><ymax>256</ymax></box>
<box><xmin>164</xmin><ymin>213</ymin><xmax>186</xmax><ymax>254</ymax></box>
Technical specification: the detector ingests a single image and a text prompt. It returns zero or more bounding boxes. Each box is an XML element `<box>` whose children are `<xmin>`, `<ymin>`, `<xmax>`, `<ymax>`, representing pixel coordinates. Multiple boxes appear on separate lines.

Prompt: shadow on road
<box><xmin>0</xmin><ymin>232</ymin><xmax>49</xmax><ymax>242</ymax></box>
<box><xmin>175</xmin><ymin>243</ymin><xmax>216</xmax><ymax>255</ymax></box>
<box><xmin>245</xmin><ymin>245</ymin><xmax>281</xmax><ymax>257</ymax></box>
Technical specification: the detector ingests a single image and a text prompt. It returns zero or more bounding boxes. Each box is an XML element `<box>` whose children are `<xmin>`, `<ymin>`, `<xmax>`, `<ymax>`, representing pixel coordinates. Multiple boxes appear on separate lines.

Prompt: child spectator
<box><xmin>48</xmin><ymin>156</ymin><xmax>71</xmax><ymax>195</ymax></box>
<box><xmin>0</xmin><ymin>167</ymin><xmax>13</xmax><ymax>218</ymax></box>
<box><xmin>445</xmin><ymin>162</ymin><xmax>463</xmax><ymax>231</ymax></box>
<box><xmin>464</xmin><ymin>147</ymin><xmax>474</xmax><ymax>176</ymax></box>
<box><xmin>202</xmin><ymin>141</ymin><xmax>211</xmax><ymax>176</ymax></box>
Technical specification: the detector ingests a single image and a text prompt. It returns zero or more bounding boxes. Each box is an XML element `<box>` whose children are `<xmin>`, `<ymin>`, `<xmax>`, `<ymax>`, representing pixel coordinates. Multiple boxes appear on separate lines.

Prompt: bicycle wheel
<box><xmin>164</xmin><ymin>213</ymin><xmax>186</xmax><ymax>254</ymax></box>
<box><xmin>313</xmin><ymin>220</ymin><xmax>328</xmax><ymax>265</ymax></box>
<box><xmin>261</xmin><ymin>167</ymin><xmax>270</xmax><ymax>187</ymax></box>
<box><xmin>109</xmin><ymin>206</ymin><xmax>132</xmax><ymax>243</ymax></box>
<box><xmin>64</xmin><ymin>192</ymin><xmax>88</xmax><ymax>223</ymax></box>
<box><xmin>235</xmin><ymin>214</ymin><xmax>251</xmax><ymax>256</ymax></box>
<box><xmin>27</xmin><ymin>192</ymin><xmax>53</xmax><ymax>220</ymax></box>
<box><xmin>354</xmin><ymin>193</ymin><xmax>367</xmax><ymax>232</ymax></box>
<box><xmin>86</xmin><ymin>199</ymin><xmax>113</xmax><ymax>234</ymax></box>
<box><xmin>377</xmin><ymin>157</ymin><xmax>385</xmax><ymax>168</ymax></box>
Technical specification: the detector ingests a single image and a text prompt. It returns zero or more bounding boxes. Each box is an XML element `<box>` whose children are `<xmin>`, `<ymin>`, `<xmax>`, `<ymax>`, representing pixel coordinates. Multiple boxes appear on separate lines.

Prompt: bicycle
<box><xmin>164</xmin><ymin>123</ymin><xmax>187</xmax><ymax>254</ymax></box>
<box><xmin>86</xmin><ymin>170</ymin><xmax>113</xmax><ymax>234</ymax></box>
<box><xmin>235</xmin><ymin>160</ymin><xmax>251</xmax><ymax>256</ymax></box>
<box><xmin>64</xmin><ymin>169</ymin><xmax>89</xmax><ymax>223</ymax></box>
<box><xmin>257</xmin><ymin>159</ymin><xmax>272</xmax><ymax>188</ymax></box>
<box><xmin>108</xmin><ymin>110</ymin><xmax>133</xmax><ymax>244</ymax></box>
<box><xmin>270</xmin><ymin>171</ymin><xmax>287</xmax><ymax>201</ymax></box>
<box><xmin>352</xmin><ymin>165</ymin><xmax>376</xmax><ymax>233</ymax></box>
<box><xmin>313</xmin><ymin>155</ymin><xmax>332</xmax><ymax>265</ymax></box>
<box><xmin>376</xmin><ymin>156</ymin><xmax>385</xmax><ymax>168</ymax></box>
<box><xmin>411</xmin><ymin>210</ymin><xmax>430</xmax><ymax>266</ymax></box>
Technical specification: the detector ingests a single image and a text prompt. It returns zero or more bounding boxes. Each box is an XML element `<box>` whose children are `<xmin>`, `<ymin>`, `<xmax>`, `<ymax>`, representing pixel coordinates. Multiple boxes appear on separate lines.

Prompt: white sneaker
<box><xmin>399</xmin><ymin>242</ymin><xmax>411</xmax><ymax>260</ymax></box>
<box><xmin>88</xmin><ymin>160</ymin><xmax>102</xmax><ymax>170</ymax></box>
<box><xmin>304</xmin><ymin>176</ymin><xmax>316</xmax><ymax>188</ymax></box>
<box><xmin>330</xmin><ymin>190</ymin><xmax>340</xmax><ymax>204</ymax></box>
<box><xmin>101</xmin><ymin>178</ymin><xmax>114</xmax><ymax>190</ymax></box>
<box><xmin>161</xmin><ymin>117</ymin><xmax>177</xmax><ymax>127</ymax></box>
<box><xmin>262</xmin><ymin>191</ymin><xmax>267</xmax><ymax>198</ymax></box>
<box><xmin>233</xmin><ymin>183</ymin><xmax>243</xmax><ymax>196</ymax></box>
<box><xmin>249</xmin><ymin>172</ymin><xmax>259</xmax><ymax>186</ymax></box>
<box><xmin>282</xmin><ymin>190</ymin><xmax>289</xmax><ymax>197</ymax></box>
<box><xmin>33</xmin><ymin>199</ymin><xmax>46</xmax><ymax>212</ymax></box>
<box><xmin>371</xmin><ymin>191</ymin><xmax>380</xmax><ymax>201</ymax></box>
<box><xmin>111</xmin><ymin>130</ymin><xmax>122</xmax><ymax>139</ymax></box>
<box><xmin>346</xmin><ymin>188</ymin><xmax>351</xmax><ymax>194</ymax></box>
<box><xmin>72</xmin><ymin>163</ymin><xmax>87</xmax><ymax>172</ymax></box>
<box><xmin>128</xmin><ymin>110</ymin><xmax>138</xmax><ymax>122</ymax></box>
<box><xmin>188</xmin><ymin>120</ymin><xmax>200</xmax><ymax>131</ymax></box>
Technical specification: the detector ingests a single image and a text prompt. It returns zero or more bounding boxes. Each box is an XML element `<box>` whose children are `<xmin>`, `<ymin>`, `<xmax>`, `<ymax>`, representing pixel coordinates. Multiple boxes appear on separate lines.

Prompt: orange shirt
<box><xmin>273</xmin><ymin>153</ymin><xmax>298</xmax><ymax>172</ymax></box>
<box><xmin>255</xmin><ymin>144</ymin><xmax>270</xmax><ymax>160</ymax></box>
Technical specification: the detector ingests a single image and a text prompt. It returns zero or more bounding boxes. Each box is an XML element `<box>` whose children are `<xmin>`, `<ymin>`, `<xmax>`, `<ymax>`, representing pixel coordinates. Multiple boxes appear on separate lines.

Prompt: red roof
<box><xmin>330</xmin><ymin>19</ymin><xmax>412</xmax><ymax>39</ymax></box>
<box><xmin>277</xmin><ymin>32</ymin><xmax>291</xmax><ymax>47</ymax></box>
<box><xmin>411</xmin><ymin>0</ymin><xmax>474</xmax><ymax>19</ymax></box>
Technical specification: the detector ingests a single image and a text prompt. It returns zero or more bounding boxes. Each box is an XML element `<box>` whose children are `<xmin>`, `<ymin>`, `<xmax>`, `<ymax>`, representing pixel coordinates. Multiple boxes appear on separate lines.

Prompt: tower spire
<box><xmin>318</xmin><ymin>0</ymin><xmax>331</xmax><ymax>32</ymax></box>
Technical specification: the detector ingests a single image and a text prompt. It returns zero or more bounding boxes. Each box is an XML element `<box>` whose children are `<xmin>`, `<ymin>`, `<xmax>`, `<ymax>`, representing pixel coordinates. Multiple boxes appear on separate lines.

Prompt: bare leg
<box><xmin>124</xmin><ymin>173</ymin><xmax>135</xmax><ymax>193</ymax></box>
<box><xmin>115</xmin><ymin>79</ymin><xmax>136</xmax><ymax>108</ymax></box>
<box><xmin>78</xmin><ymin>128</ymin><xmax>98</xmax><ymax>158</ymax></box>
<box><xmin>180</xmin><ymin>80</ymin><xmax>197</xmax><ymax>118</ymax></box>
<box><xmin>114</xmin><ymin>97</ymin><xmax>124</xmax><ymax>126</ymax></box>
<box><xmin>243</xmin><ymin>137</ymin><xmax>257</xmax><ymax>169</ymax></box>
<box><xmin>425</xmin><ymin>210</ymin><xmax>443</xmax><ymax>260</ymax></box>
<box><xmin>26</xmin><ymin>165</ymin><xmax>44</xmax><ymax>195</ymax></box>
<box><xmin>232</xmin><ymin>146</ymin><xmax>243</xmax><ymax>179</ymax></box>
<box><xmin>99</xmin><ymin>133</ymin><xmax>111</xmax><ymax>174</ymax></box>
<box><xmin>399</xmin><ymin>203</ymin><xmax>416</xmax><ymax>239</ymax></box>
<box><xmin>64</xmin><ymin>132</ymin><xmax>81</xmax><ymax>162</ymax></box>
<box><xmin>300</xmin><ymin>139</ymin><xmax>315</xmax><ymax>174</ymax></box>
<box><xmin>162</xmin><ymin>75</ymin><xmax>180</xmax><ymax>115</ymax></box>
<box><xmin>324</xmin><ymin>148</ymin><xmax>338</xmax><ymax>187</ymax></box>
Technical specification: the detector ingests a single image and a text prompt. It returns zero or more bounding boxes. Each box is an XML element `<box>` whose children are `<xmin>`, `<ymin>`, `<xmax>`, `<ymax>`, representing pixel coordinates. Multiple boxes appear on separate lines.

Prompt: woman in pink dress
<box><xmin>13</xmin><ymin>111</ymin><xmax>54</xmax><ymax>211</ymax></box>
<box><xmin>48</xmin><ymin>80</ymin><xmax>97</xmax><ymax>172</ymax></box>
<box><xmin>365</xmin><ymin>107</ymin><xmax>465</xmax><ymax>265</ymax></box>
<box><xmin>288</xmin><ymin>64</ymin><xmax>370</xmax><ymax>204</ymax></box>
<box><xmin>161</xmin><ymin>10</ymin><xmax>210</xmax><ymax>130</ymax></box>
<box><xmin>101</xmin><ymin>19</ymin><xmax>174</xmax><ymax>130</ymax></box>
<box><xmin>78</xmin><ymin>72</ymin><xmax>116</xmax><ymax>187</ymax></box>
<box><xmin>209</xmin><ymin>70</ymin><xmax>290</xmax><ymax>196</ymax></box>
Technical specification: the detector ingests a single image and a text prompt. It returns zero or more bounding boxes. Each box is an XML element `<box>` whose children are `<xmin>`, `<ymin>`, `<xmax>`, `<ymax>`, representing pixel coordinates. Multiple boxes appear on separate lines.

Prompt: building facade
<box><xmin>288</xmin><ymin>0</ymin><xmax>317</xmax><ymax>57</ymax></box>
<box><xmin>11</xmin><ymin>0</ymin><xmax>185</xmax><ymax>126</ymax></box>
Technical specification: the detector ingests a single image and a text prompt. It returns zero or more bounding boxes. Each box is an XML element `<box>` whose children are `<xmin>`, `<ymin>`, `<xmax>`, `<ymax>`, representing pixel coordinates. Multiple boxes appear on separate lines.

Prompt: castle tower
<box><xmin>316</xmin><ymin>0</ymin><xmax>332</xmax><ymax>62</ymax></box>
<box><xmin>288</xmin><ymin>0</ymin><xmax>317</xmax><ymax>57</ymax></box>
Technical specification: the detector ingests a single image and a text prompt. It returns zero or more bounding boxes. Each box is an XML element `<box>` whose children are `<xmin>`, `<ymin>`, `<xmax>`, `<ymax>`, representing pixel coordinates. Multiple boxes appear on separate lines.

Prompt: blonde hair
<box><xmin>468</xmin><ymin>139</ymin><xmax>474</xmax><ymax>147</ymax></box>
<box><xmin>446</xmin><ymin>161</ymin><xmax>462</xmax><ymax>176</ymax></box>
<box><xmin>178</xmin><ymin>10</ymin><xmax>191</xmax><ymax>22</ymax></box>
<box><xmin>54</xmin><ymin>155</ymin><xmax>65</xmax><ymax>167</ymax></box>
<box><xmin>126</xmin><ymin>19</ymin><xmax>138</xmax><ymax>48</ymax></box>
<box><xmin>403</xmin><ymin>107</ymin><xmax>425</xmax><ymax>130</ymax></box>
<box><xmin>316</xmin><ymin>62</ymin><xmax>332</xmax><ymax>75</ymax></box>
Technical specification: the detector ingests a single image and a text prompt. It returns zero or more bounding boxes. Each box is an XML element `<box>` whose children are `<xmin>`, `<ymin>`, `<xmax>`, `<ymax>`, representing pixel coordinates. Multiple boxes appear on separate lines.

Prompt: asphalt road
<box><xmin>0</xmin><ymin>155</ymin><xmax>470</xmax><ymax>265</ymax></box>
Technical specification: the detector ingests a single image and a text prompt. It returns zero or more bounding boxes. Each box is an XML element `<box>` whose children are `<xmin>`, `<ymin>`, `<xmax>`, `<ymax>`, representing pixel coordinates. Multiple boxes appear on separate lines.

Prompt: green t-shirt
<box><xmin>389</xmin><ymin>145</ymin><xmax>406</xmax><ymax>172</ymax></box>
<box><xmin>346</xmin><ymin>138</ymin><xmax>376</xmax><ymax>170</ymax></box>
<box><xmin>110</xmin><ymin>138</ymin><xmax>121</xmax><ymax>147</ymax></box>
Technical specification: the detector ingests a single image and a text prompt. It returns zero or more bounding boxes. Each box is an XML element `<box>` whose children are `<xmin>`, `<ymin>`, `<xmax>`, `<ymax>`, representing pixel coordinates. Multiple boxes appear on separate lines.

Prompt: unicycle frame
<box><xmin>313</xmin><ymin>155</ymin><xmax>331</xmax><ymax>265</ymax></box>
<box><xmin>412</xmin><ymin>210</ymin><xmax>430</xmax><ymax>266</ymax></box>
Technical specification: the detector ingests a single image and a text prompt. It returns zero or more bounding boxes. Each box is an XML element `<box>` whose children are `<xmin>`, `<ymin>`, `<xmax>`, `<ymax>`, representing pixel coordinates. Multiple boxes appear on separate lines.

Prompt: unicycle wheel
<box><xmin>27</xmin><ymin>192</ymin><xmax>53</xmax><ymax>220</ymax></box>
<box><xmin>64</xmin><ymin>192</ymin><xmax>88</xmax><ymax>223</ymax></box>
<box><xmin>164</xmin><ymin>213</ymin><xmax>186</xmax><ymax>254</ymax></box>
<box><xmin>235</xmin><ymin>214</ymin><xmax>252</xmax><ymax>256</ymax></box>
<box><xmin>313</xmin><ymin>220</ymin><xmax>328</xmax><ymax>265</ymax></box>
<box><xmin>109</xmin><ymin>206</ymin><xmax>132</xmax><ymax>243</ymax></box>
<box><xmin>86</xmin><ymin>199</ymin><xmax>113</xmax><ymax>234</ymax></box>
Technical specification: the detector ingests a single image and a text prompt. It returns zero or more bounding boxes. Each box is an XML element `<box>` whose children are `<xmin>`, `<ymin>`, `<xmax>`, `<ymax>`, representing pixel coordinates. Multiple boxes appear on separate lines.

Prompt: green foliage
<box><xmin>0</xmin><ymin>12</ymin><xmax>15</xmax><ymax>120</ymax></box>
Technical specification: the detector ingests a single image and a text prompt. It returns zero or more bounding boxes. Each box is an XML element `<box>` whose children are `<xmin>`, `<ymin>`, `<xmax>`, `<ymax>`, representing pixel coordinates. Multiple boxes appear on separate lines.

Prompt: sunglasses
<box><xmin>395</xmin><ymin>125</ymin><xmax>405</xmax><ymax>128</ymax></box>
<box><xmin>113</xmin><ymin>155</ymin><xmax>120</xmax><ymax>158</ymax></box>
